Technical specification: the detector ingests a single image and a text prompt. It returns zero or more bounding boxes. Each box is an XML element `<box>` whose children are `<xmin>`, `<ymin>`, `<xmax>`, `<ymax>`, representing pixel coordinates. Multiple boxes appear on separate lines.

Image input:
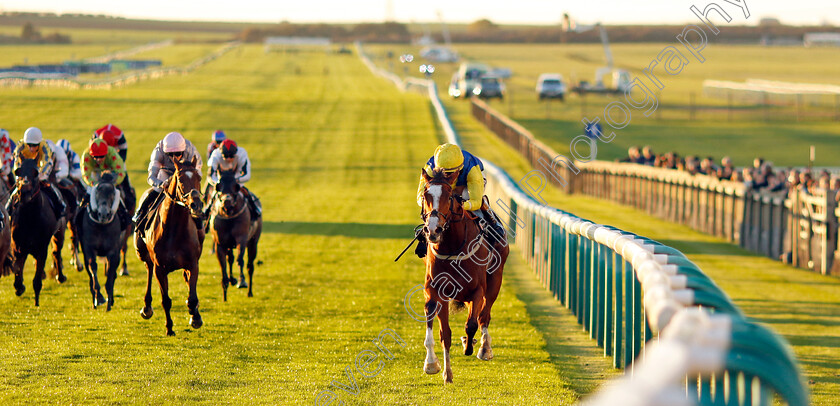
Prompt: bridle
<box><xmin>162</xmin><ymin>166</ymin><xmax>203</xmax><ymax>217</ymax></box>
<box><xmin>422</xmin><ymin>179</ymin><xmax>467</xmax><ymax>235</ymax></box>
<box><xmin>88</xmin><ymin>182</ymin><xmax>120</xmax><ymax>224</ymax></box>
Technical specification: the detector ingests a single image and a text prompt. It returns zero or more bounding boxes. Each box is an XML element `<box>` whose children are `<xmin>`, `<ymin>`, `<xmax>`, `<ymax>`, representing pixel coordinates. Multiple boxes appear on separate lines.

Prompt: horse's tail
<box><xmin>449</xmin><ymin>300</ymin><xmax>466</xmax><ymax>314</ymax></box>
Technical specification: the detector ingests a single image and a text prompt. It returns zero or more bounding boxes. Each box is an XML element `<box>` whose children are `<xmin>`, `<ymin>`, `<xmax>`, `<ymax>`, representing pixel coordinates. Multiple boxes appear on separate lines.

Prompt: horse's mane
<box><xmin>428</xmin><ymin>168</ymin><xmax>451</xmax><ymax>184</ymax></box>
<box><xmin>17</xmin><ymin>159</ymin><xmax>38</xmax><ymax>179</ymax></box>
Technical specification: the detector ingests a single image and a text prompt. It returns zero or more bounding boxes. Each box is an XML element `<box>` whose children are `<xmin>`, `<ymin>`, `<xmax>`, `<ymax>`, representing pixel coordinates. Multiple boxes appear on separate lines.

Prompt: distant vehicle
<box><xmin>420</xmin><ymin>46</ymin><xmax>459</xmax><ymax>63</ymax></box>
<box><xmin>472</xmin><ymin>76</ymin><xmax>504</xmax><ymax>100</ymax></box>
<box><xmin>454</xmin><ymin>62</ymin><xmax>489</xmax><ymax>98</ymax></box>
<box><xmin>536</xmin><ymin>73</ymin><xmax>567</xmax><ymax>100</ymax></box>
<box><xmin>448</xmin><ymin>73</ymin><xmax>461</xmax><ymax>98</ymax></box>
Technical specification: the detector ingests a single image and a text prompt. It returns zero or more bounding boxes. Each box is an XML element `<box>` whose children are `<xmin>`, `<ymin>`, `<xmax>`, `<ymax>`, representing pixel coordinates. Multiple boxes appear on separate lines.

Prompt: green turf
<box><xmin>444</xmin><ymin>94</ymin><xmax>840</xmax><ymax>406</ymax></box>
<box><xmin>0</xmin><ymin>45</ymin><xmax>619</xmax><ymax>404</ymax></box>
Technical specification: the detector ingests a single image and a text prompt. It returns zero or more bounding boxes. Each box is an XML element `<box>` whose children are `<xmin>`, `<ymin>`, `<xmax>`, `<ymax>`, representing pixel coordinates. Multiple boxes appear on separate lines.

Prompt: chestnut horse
<box><xmin>9</xmin><ymin>159</ymin><xmax>68</xmax><ymax>306</ymax></box>
<box><xmin>419</xmin><ymin>168</ymin><xmax>509</xmax><ymax>384</ymax></box>
<box><xmin>135</xmin><ymin>159</ymin><xmax>205</xmax><ymax>336</ymax></box>
<box><xmin>208</xmin><ymin>170</ymin><xmax>261</xmax><ymax>301</ymax></box>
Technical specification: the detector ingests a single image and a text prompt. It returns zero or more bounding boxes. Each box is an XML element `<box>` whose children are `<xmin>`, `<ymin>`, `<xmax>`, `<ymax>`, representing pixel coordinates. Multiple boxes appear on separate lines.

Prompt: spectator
<box><xmin>742</xmin><ymin>168</ymin><xmax>755</xmax><ymax>189</ymax></box>
<box><xmin>619</xmin><ymin>146</ymin><xmax>643</xmax><ymax>164</ymax></box>
<box><xmin>717</xmin><ymin>156</ymin><xmax>734</xmax><ymax>180</ymax></box>
<box><xmin>641</xmin><ymin>146</ymin><xmax>656</xmax><ymax>166</ymax></box>
<box><xmin>699</xmin><ymin>156</ymin><xmax>718</xmax><ymax>176</ymax></box>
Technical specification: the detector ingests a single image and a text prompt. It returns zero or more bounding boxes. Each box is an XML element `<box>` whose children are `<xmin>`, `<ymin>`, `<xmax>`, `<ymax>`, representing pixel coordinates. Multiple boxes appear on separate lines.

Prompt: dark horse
<box><xmin>419</xmin><ymin>168</ymin><xmax>509</xmax><ymax>384</ymax></box>
<box><xmin>9</xmin><ymin>159</ymin><xmax>68</xmax><ymax>306</ymax></box>
<box><xmin>71</xmin><ymin>178</ymin><xmax>135</xmax><ymax>277</ymax></box>
<box><xmin>61</xmin><ymin>178</ymin><xmax>85</xmax><ymax>273</ymax></box>
<box><xmin>78</xmin><ymin>172</ymin><xmax>129</xmax><ymax>311</ymax></box>
<box><xmin>207</xmin><ymin>170</ymin><xmax>262</xmax><ymax>301</ymax></box>
<box><xmin>135</xmin><ymin>159</ymin><xmax>205</xmax><ymax>336</ymax></box>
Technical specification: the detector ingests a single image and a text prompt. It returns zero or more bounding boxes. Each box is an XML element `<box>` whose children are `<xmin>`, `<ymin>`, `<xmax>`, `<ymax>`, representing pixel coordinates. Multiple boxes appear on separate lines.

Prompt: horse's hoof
<box><xmin>190</xmin><ymin>315</ymin><xmax>203</xmax><ymax>329</ymax></box>
<box><xmin>229</xmin><ymin>277</ymin><xmax>237</xmax><ymax>286</ymax></box>
<box><xmin>237</xmin><ymin>280</ymin><xmax>248</xmax><ymax>289</ymax></box>
<box><xmin>57</xmin><ymin>274</ymin><xmax>67</xmax><ymax>284</ymax></box>
<box><xmin>477</xmin><ymin>348</ymin><xmax>494</xmax><ymax>361</ymax></box>
<box><xmin>166</xmin><ymin>330</ymin><xmax>176</xmax><ymax>337</ymax></box>
<box><xmin>106</xmin><ymin>305</ymin><xmax>112</xmax><ymax>312</ymax></box>
<box><xmin>14</xmin><ymin>285</ymin><xmax>25</xmax><ymax>297</ymax></box>
<box><xmin>443</xmin><ymin>371</ymin><xmax>453</xmax><ymax>384</ymax></box>
<box><xmin>96</xmin><ymin>295</ymin><xmax>107</xmax><ymax>307</ymax></box>
<box><xmin>424</xmin><ymin>361</ymin><xmax>441</xmax><ymax>375</ymax></box>
<box><xmin>75</xmin><ymin>264</ymin><xmax>83</xmax><ymax>273</ymax></box>
<box><xmin>119</xmin><ymin>269</ymin><xmax>129</xmax><ymax>277</ymax></box>
<box><xmin>247</xmin><ymin>291</ymin><xmax>253</xmax><ymax>298</ymax></box>
<box><xmin>140</xmin><ymin>307</ymin><xmax>154</xmax><ymax>319</ymax></box>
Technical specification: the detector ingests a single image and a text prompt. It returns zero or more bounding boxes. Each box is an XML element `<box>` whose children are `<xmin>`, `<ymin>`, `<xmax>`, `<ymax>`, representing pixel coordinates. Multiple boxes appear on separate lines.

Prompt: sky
<box><xmin>1</xmin><ymin>0</ymin><xmax>836</xmax><ymax>26</ymax></box>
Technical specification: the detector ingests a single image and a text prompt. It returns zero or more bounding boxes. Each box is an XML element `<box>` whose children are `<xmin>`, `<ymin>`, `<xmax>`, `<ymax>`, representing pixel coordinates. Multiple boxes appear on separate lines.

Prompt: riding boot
<box><xmin>482</xmin><ymin>209</ymin><xmax>506</xmax><ymax>246</ymax></box>
<box><xmin>133</xmin><ymin>189</ymin><xmax>160</xmax><ymax>236</ymax></box>
<box><xmin>246</xmin><ymin>192</ymin><xmax>261</xmax><ymax>219</ymax></box>
<box><xmin>45</xmin><ymin>183</ymin><xmax>67</xmax><ymax>218</ymax></box>
<box><xmin>118</xmin><ymin>203</ymin><xmax>129</xmax><ymax>231</ymax></box>
<box><xmin>414</xmin><ymin>226</ymin><xmax>427</xmax><ymax>258</ymax></box>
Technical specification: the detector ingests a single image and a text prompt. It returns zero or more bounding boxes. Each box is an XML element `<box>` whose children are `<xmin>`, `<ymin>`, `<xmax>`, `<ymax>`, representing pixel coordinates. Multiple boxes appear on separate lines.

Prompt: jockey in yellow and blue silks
<box><xmin>414</xmin><ymin>143</ymin><xmax>506</xmax><ymax>258</ymax></box>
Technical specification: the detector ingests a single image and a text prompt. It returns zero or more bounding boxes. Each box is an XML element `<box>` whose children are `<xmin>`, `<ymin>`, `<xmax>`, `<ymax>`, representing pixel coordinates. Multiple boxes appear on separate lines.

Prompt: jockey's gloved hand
<box><xmin>38</xmin><ymin>173</ymin><xmax>48</xmax><ymax>182</ymax></box>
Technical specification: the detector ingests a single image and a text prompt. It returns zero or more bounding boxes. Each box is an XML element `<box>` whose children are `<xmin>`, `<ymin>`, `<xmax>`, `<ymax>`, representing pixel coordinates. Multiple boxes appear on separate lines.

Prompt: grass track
<box><xmin>0</xmin><ymin>45</ymin><xmax>618</xmax><ymax>404</ymax></box>
<box><xmin>444</xmin><ymin>96</ymin><xmax>840</xmax><ymax>406</ymax></box>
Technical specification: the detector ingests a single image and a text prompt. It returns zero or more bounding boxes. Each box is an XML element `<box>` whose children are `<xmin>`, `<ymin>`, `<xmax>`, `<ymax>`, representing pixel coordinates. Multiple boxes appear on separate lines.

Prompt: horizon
<box><xmin>0</xmin><ymin>1</ymin><xmax>836</xmax><ymax>27</ymax></box>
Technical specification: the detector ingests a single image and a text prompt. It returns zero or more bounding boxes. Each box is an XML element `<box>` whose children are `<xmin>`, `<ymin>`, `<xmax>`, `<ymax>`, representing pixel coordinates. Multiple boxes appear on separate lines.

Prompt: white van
<box><xmin>536</xmin><ymin>73</ymin><xmax>567</xmax><ymax>101</ymax></box>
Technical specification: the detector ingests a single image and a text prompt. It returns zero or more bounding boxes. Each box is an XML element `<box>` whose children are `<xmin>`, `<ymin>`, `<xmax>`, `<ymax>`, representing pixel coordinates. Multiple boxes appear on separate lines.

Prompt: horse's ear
<box><xmin>421</xmin><ymin>169</ymin><xmax>431</xmax><ymax>183</ymax></box>
<box><xmin>215</xmin><ymin>182</ymin><xmax>221</xmax><ymax>191</ymax></box>
<box><xmin>445</xmin><ymin>171</ymin><xmax>459</xmax><ymax>184</ymax></box>
<box><xmin>13</xmin><ymin>168</ymin><xmax>21</xmax><ymax>177</ymax></box>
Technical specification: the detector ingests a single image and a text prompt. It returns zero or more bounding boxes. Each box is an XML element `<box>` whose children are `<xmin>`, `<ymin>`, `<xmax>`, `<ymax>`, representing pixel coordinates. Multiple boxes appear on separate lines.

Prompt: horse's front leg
<box><xmin>83</xmin><ymin>245</ymin><xmax>105</xmax><ymax>309</ymax></box>
<box><xmin>423</xmin><ymin>298</ymin><xmax>441</xmax><ymax>375</ymax></box>
<box><xmin>216</xmin><ymin>244</ymin><xmax>229</xmax><ymax>302</ymax></box>
<box><xmin>438</xmin><ymin>300</ymin><xmax>453</xmax><ymax>384</ymax></box>
<box><xmin>462</xmin><ymin>287</ymin><xmax>484</xmax><ymax>356</ymax></box>
<box><xmin>104</xmin><ymin>252</ymin><xmax>119</xmax><ymax>311</ymax></box>
<box><xmin>33</xmin><ymin>251</ymin><xmax>47</xmax><ymax>307</ymax></box>
<box><xmin>185</xmin><ymin>264</ymin><xmax>202</xmax><ymax>330</ymax></box>
<box><xmin>51</xmin><ymin>227</ymin><xmax>67</xmax><ymax>283</ymax></box>
<box><xmin>236</xmin><ymin>242</ymin><xmax>248</xmax><ymax>289</ymax></box>
<box><xmin>12</xmin><ymin>251</ymin><xmax>26</xmax><ymax>296</ymax></box>
<box><xmin>154</xmin><ymin>266</ymin><xmax>175</xmax><ymax>336</ymax></box>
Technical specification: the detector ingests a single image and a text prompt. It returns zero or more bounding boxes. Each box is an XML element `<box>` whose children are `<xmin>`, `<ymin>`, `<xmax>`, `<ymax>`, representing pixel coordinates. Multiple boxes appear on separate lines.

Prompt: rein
<box><xmin>213</xmin><ymin>191</ymin><xmax>247</xmax><ymax>219</ymax></box>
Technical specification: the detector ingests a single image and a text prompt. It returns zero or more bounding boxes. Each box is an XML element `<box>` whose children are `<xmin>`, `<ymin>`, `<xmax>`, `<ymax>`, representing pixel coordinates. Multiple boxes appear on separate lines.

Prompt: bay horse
<box><xmin>135</xmin><ymin>159</ymin><xmax>205</xmax><ymax>336</ymax></box>
<box><xmin>207</xmin><ymin>170</ymin><xmax>261</xmax><ymax>301</ymax></box>
<box><xmin>419</xmin><ymin>168</ymin><xmax>509</xmax><ymax>384</ymax></box>
<box><xmin>78</xmin><ymin>172</ymin><xmax>129</xmax><ymax>311</ymax></box>
<box><xmin>9</xmin><ymin>159</ymin><xmax>68</xmax><ymax>306</ymax></box>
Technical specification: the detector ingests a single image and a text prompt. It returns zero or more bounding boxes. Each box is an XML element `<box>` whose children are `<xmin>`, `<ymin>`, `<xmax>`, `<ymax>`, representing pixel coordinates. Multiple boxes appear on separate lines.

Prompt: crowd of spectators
<box><xmin>619</xmin><ymin>145</ymin><xmax>840</xmax><ymax>199</ymax></box>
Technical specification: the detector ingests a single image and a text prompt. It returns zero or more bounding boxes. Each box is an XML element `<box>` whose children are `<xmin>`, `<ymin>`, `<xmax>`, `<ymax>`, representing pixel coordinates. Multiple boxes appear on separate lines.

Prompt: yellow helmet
<box><xmin>434</xmin><ymin>143</ymin><xmax>464</xmax><ymax>172</ymax></box>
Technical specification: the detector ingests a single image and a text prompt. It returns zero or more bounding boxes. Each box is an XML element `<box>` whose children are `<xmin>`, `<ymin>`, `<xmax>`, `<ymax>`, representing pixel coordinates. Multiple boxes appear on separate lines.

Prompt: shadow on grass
<box><xmin>263</xmin><ymin>221</ymin><xmax>416</xmax><ymax>239</ymax></box>
<box><xmin>505</xmin><ymin>257</ymin><xmax>619</xmax><ymax>398</ymax></box>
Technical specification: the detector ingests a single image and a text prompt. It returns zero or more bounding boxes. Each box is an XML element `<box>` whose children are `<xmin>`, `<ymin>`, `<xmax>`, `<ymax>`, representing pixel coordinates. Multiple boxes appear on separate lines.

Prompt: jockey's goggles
<box><xmin>92</xmin><ymin>154</ymin><xmax>106</xmax><ymax>159</ymax></box>
<box><xmin>26</xmin><ymin>143</ymin><xmax>38</xmax><ymax>148</ymax></box>
<box><xmin>166</xmin><ymin>151</ymin><xmax>184</xmax><ymax>158</ymax></box>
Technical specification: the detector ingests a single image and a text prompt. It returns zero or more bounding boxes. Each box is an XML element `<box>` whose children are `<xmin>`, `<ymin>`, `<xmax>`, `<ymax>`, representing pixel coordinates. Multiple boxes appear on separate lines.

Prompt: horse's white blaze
<box><xmin>428</xmin><ymin>185</ymin><xmax>442</xmax><ymax>210</ymax></box>
<box><xmin>427</xmin><ymin>185</ymin><xmax>442</xmax><ymax>232</ymax></box>
<box><xmin>185</xmin><ymin>171</ymin><xmax>194</xmax><ymax>179</ymax></box>
<box><xmin>424</xmin><ymin>327</ymin><xmax>437</xmax><ymax>365</ymax></box>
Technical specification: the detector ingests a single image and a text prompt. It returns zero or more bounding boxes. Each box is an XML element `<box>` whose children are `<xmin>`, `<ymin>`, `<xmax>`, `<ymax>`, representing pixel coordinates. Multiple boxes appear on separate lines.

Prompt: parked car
<box><xmin>536</xmin><ymin>73</ymin><xmax>567</xmax><ymax>101</ymax></box>
<box><xmin>448</xmin><ymin>73</ymin><xmax>461</xmax><ymax>98</ymax></box>
<box><xmin>456</xmin><ymin>62</ymin><xmax>489</xmax><ymax>98</ymax></box>
<box><xmin>472</xmin><ymin>76</ymin><xmax>504</xmax><ymax>100</ymax></box>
